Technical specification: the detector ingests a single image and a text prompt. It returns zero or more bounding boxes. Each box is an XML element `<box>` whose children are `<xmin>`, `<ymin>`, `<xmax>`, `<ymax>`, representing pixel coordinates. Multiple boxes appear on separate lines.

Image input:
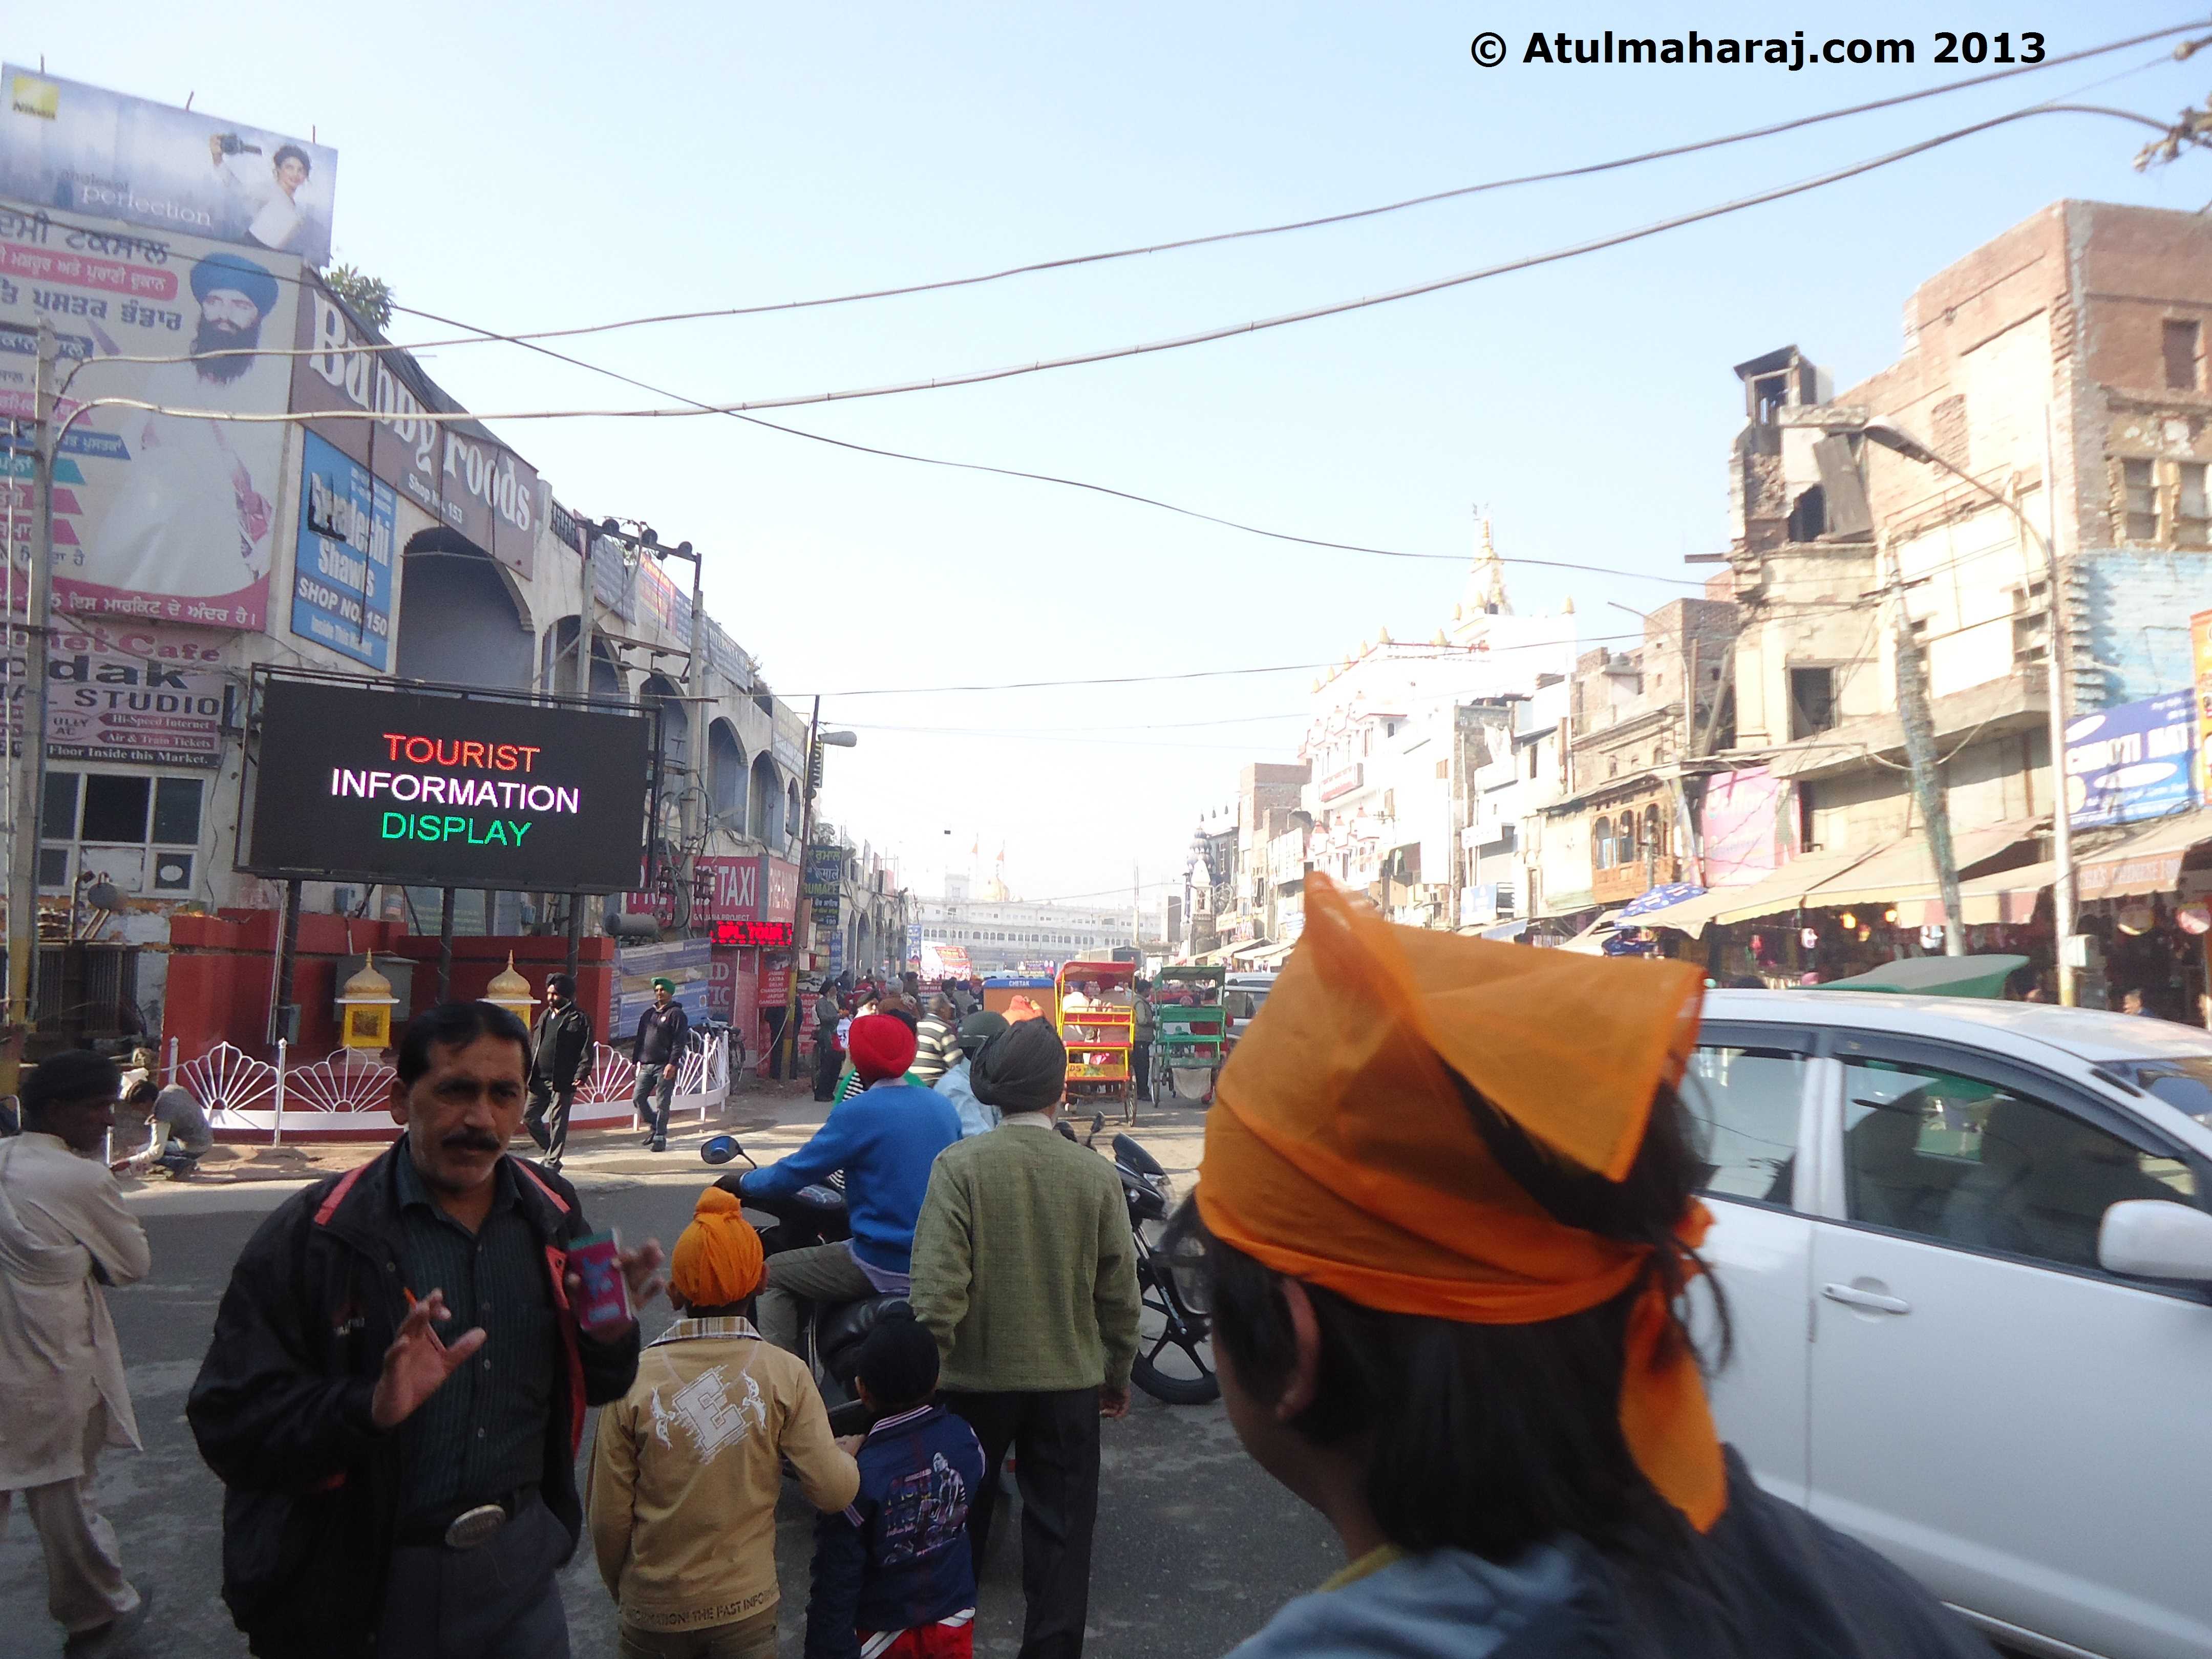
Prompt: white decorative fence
<box><xmin>186</xmin><ymin>1030</ymin><xmax>730</xmax><ymax>1143</ymax></box>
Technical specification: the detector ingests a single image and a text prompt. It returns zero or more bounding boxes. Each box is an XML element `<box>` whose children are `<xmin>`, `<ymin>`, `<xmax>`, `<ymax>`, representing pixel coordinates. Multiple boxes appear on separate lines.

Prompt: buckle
<box><xmin>442</xmin><ymin>1502</ymin><xmax>509</xmax><ymax>1550</ymax></box>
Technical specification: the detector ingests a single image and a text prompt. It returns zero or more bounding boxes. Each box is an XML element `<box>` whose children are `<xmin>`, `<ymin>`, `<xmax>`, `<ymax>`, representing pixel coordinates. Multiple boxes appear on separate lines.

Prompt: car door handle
<box><xmin>1822</xmin><ymin>1282</ymin><xmax>1911</xmax><ymax>1315</ymax></box>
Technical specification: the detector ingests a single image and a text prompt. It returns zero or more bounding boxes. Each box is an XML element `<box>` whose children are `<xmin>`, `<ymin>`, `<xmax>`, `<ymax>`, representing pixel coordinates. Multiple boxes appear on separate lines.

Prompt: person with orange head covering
<box><xmin>1181</xmin><ymin>875</ymin><xmax>1992</xmax><ymax>1659</ymax></box>
<box><xmin>587</xmin><ymin>1186</ymin><xmax>858</xmax><ymax>1659</ymax></box>
<box><xmin>737</xmin><ymin>1014</ymin><xmax>962</xmax><ymax>1357</ymax></box>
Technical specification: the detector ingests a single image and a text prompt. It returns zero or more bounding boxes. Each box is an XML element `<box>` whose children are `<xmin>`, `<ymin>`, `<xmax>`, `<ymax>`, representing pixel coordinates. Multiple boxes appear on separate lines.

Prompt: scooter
<box><xmin>699</xmin><ymin>1135</ymin><xmax>897</xmax><ymax>1434</ymax></box>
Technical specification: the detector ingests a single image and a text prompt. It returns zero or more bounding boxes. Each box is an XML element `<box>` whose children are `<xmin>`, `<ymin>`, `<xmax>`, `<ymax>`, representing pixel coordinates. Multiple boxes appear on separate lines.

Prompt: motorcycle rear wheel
<box><xmin>1131</xmin><ymin>1257</ymin><xmax>1219</xmax><ymax>1405</ymax></box>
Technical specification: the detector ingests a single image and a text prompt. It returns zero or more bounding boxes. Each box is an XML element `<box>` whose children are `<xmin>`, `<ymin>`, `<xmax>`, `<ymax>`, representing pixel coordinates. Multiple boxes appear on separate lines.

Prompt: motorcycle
<box><xmin>699</xmin><ymin>1136</ymin><xmax>896</xmax><ymax>1435</ymax></box>
<box><xmin>703</xmin><ymin>1122</ymin><xmax>1218</xmax><ymax>1413</ymax></box>
<box><xmin>1068</xmin><ymin>1115</ymin><xmax>1219</xmax><ymax>1406</ymax></box>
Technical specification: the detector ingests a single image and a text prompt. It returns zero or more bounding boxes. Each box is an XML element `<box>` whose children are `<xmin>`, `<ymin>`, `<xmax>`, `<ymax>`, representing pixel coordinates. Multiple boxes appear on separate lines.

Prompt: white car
<box><xmin>1691</xmin><ymin>990</ymin><xmax>2212</xmax><ymax>1659</ymax></box>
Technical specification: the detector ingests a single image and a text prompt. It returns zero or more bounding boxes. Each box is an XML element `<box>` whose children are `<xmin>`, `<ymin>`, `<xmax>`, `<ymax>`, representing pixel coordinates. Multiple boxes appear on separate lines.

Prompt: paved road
<box><xmin>0</xmin><ymin>1162</ymin><xmax>1337</xmax><ymax>1658</ymax></box>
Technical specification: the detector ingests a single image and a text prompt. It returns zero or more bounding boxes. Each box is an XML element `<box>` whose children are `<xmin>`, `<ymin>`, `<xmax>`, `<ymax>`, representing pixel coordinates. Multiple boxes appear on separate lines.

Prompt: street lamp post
<box><xmin>779</xmin><ymin>706</ymin><xmax>857</xmax><ymax>1081</ymax></box>
<box><xmin>1860</xmin><ymin>422</ymin><xmax>2078</xmax><ymax>1003</ymax></box>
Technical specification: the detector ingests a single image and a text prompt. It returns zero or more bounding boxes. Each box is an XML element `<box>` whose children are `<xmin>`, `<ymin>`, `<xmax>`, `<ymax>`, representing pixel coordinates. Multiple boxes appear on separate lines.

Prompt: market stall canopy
<box><xmin>1558</xmin><ymin>909</ymin><xmax>1627</xmax><ymax>955</ymax></box>
<box><xmin>1811</xmin><ymin>954</ymin><xmax>2029</xmax><ymax>999</ymax></box>
<box><xmin>1619</xmin><ymin>881</ymin><xmax>1704</xmax><ymax>918</ymax></box>
<box><xmin>2074</xmin><ymin>807</ymin><xmax>2212</xmax><ymax>902</ymax></box>
<box><xmin>1618</xmin><ymin>846</ymin><xmax>1882</xmax><ymax>937</ymax></box>
<box><xmin>1797</xmin><ymin>820</ymin><xmax>2040</xmax><ymax>910</ymax></box>
<box><xmin>1893</xmin><ymin>861</ymin><xmax>2056</xmax><ymax>928</ymax></box>
<box><xmin>1238</xmin><ymin>939</ymin><xmax>1297</xmax><ymax>967</ymax></box>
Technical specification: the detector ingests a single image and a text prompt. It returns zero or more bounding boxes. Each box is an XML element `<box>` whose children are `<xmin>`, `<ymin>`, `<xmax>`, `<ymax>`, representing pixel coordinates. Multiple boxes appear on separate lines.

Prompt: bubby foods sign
<box><xmin>246</xmin><ymin>679</ymin><xmax>652</xmax><ymax>892</ymax></box>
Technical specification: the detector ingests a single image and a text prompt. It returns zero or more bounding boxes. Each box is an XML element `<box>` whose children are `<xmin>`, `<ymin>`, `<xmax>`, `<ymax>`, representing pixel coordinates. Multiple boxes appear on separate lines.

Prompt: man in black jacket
<box><xmin>630</xmin><ymin>976</ymin><xmax>691</xmax><ymax>1153</ymax></box>
<box><xmin>525</xmin><ymin>973</ymin><xmax>593</xmax><ymax>1173</ymax></box>
<box><xmin>187</xmin><ymin>1001</ymin><xmax>664</xmax><ymax>1659</ymax></box>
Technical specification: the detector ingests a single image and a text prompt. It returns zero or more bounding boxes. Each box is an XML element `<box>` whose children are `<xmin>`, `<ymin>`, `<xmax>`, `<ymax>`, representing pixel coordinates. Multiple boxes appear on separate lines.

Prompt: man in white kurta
<box><xmin>0</xmin><ymin>1050</ymin><xmax>152</xmax><ymax>1648</ymax></box>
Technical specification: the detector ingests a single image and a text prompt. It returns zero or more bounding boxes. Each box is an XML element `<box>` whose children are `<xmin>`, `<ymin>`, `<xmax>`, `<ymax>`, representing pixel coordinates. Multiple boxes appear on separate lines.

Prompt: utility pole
<box><xmin>1883</xmin><ymin>528</ymin><xmax>1966</xmax><ymax>955</ymax></box>
<box><xmin>1859</xmin><ymin>420</ymin><xmax>2073</xmax><ymax>985</ymax></box>
<box><xmin>779</xmin><ymin>698</ymin><xmax>822</xmax><ymax>1083</ymax></box>
<box><xmin>2</xmin><ymin>322</ymin><xmax>56</xmax><ymax>1101</ymax></box>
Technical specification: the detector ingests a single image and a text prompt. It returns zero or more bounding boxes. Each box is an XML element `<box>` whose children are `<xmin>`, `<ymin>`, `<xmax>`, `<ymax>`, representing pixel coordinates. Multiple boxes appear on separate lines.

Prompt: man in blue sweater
<box><xmin>806</xmin><ymin>1308</ymin><xmax>985</xmax><ymax>1659</ymax></box>
<box><xmin>739</xmin><ymin>1014</ymin><xmax>961</xmax><ymax>1354</ymax></box>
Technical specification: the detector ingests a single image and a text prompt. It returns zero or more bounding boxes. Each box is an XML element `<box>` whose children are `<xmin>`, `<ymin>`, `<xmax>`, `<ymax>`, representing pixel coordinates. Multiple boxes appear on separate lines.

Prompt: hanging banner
<box><xmin>1</xmin><ymin>206</ymin><xmax>300</xmax><ymax>630</ymax></box>
<box><xmin>290</xmin><ymin>431</ymin><xmax>396</xmax><ymax>670</ymax></box>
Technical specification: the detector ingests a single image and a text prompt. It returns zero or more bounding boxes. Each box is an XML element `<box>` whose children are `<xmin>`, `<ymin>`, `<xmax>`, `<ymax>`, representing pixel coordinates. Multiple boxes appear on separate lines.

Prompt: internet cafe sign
<box><xmin>290</xmin><ymin>276</ymin><xmax>541</xmax><ymax>577</ymax></box>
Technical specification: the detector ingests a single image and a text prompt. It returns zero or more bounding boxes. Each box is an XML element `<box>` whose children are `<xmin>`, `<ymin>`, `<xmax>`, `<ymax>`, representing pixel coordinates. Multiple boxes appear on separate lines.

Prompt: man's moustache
<box><xmin>440</xmin><ymin>1131</ymin><xmax>503</xmax><ymax>1154</ymax></box>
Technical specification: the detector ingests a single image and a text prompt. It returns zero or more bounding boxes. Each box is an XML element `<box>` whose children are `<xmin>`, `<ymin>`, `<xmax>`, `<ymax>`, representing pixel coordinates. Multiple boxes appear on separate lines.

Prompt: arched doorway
<box><xmin>708</xmin><ymin>720</ymin><xmax>746</xmax><ymax>831</ymax></box>
<box><xmin>748</xmin><ymin>753</ymin><xmax>779</xmax><ymax>842</ymax></box>
<box><xmin>394</xmin><ymin>531</ymin><xmax>533</xmax><ymax>689</ymax></box>
<box><xmin>540</xmin><ymin>616</ymin><xmax>626</xmax><ymax>704</ymax></box>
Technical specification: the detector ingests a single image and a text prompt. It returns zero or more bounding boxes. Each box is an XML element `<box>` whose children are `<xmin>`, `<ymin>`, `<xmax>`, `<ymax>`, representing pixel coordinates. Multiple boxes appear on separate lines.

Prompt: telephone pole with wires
<box><xmin>2</xmin><ymin>321</ymin><xmax>56</xmax><ymax>1101</ymax></box>
<box><xmin>1880</xmin><ymin>532</ymin><xmax>1966</xmax><ymax>957</ymax></box>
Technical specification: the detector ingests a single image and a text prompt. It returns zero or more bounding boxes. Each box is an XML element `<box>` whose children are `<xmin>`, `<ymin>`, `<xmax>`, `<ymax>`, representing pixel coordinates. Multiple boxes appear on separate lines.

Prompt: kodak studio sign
<box><xmin>245</xmin><ymin>679</ymin><xmax>652</xmax><ymax>892</ymax></box>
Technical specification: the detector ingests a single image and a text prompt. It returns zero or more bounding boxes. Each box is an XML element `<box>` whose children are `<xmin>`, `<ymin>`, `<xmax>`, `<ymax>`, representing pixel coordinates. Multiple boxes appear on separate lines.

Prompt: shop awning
<box><xmin>2075</xmin><ymin>809</ymin><xmax>2212</xmax><ymax>901</ymax></box>
<box><xmin>1227</xmin><ymin>940</ymin><xmax>1279</xmax><ymax>964</ymax></box>
<box><xmin>1798</xmin><ymin>820</ymin><xmax>2040</xmax><ymax>910</ymax></box>
<box><xmin>1622</xmin><ymin>846</ymin><xmax>1884</xmax><ymax>937</ymax></box>
<box><xmin>1238</xmin><ymin>939</ymin><xmax>1297</xmax><ymax>967</ymax></box>
<box><xmin>1893</xmin><ymin>861</ymin><xmax>2056</xmax><ymax>928</ymax></box>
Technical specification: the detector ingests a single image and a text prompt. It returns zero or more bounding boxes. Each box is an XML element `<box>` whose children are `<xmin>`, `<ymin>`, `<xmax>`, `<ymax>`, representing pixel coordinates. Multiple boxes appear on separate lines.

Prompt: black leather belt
<box><xmin>394</xmin><ymin>1483</ymin><xmax>539</xmax><ymax>1550</ymax></box>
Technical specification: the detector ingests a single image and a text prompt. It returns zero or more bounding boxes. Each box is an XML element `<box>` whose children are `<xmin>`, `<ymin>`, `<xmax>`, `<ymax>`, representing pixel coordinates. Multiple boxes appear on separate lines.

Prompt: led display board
<box><xmin>711</xmin><ymin>920</ymin><xmax>793</xmax><ymax>948</ymax></box>
<box><xmin>245</xmin><ymin>677</ymin><xmax>652</xmax><ymax>892</ymax></box>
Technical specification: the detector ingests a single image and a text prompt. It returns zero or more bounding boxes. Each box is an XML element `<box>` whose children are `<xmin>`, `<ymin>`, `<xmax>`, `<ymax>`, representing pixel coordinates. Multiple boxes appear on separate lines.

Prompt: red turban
<box><xmin>847</xmin><ymin>1013</ymin><xmax>918</xmax><ymax>1085</ymax></box>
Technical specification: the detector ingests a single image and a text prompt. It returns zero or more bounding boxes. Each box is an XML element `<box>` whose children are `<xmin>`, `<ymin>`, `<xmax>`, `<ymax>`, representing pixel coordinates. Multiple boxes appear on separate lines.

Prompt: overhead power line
<box><xmin>77</xmin><ymin>101</ymin><xmax>2171</xmax><ymax>433</ymax></box>
<box><xmin>372</xmin><ymin>19</ymin><xmax>2208</xmax><ymax>344</ymax></box>
<box><xmin>788</xmin><ymin>632</ymin><xmax>1641</xmax><ymax>699</ymax></box>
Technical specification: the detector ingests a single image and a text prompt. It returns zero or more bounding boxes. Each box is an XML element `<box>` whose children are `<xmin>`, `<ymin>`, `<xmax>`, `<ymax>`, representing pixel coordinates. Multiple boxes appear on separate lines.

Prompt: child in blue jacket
<box><xmin>805</xmin><ymin>1307</ymin><xmax>987</xmax><ymax>1659</ymax></box>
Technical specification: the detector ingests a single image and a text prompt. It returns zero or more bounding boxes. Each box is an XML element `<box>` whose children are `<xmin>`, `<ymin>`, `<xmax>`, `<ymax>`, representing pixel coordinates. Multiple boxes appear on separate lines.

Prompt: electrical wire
<box><xmin>368</xmin><ymin>19</ymin><xmax>2210</xmax><ymax>342</ymax></box>
<box><xmin>65</xmin><ymin>103</ymin><xmax>2176</xmax><ymax>432</ymax></box>
<box><xmin>62</xmin><ymin>18</ymin><xmax>2206</xmax><ymax>383</ymax></box>
<box><xmin>789</xmin><ymin>632</ymin><xmax>1641</xmax><ymax>700</ymax></box>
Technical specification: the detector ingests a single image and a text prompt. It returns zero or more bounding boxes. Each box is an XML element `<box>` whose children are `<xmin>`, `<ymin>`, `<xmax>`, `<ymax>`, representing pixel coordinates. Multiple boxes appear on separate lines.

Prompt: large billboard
<box><xmin>1</xmin><ymin>204</ymin><xmax>299</xmax><ymax>630</ymax></box>
<box><xmin>2064</xmin><ymin>691</ymin><xmax>2197</xmax><ymax>831</ymax></box>
<box><xmin>290</xmin><ymin>431</ymin><xmax>396</xmax><ymax>670</ymax></box>
<box><xmin>6</xmin><ymin>620</ymin><xmax>231</xmax><ymax>767</ymax></box>
<box><xmin>245</xmin><ymin>678</ymin><xmax>654</xmax><ymax>892</ymax></box>
<box><xmin>2</xmin><ymin>68</ymin><xmax>337</xmax><ymax>266</ymax></box>
<box><xmin>292</xmin><ymin>277</ymin><xmax>538</xmax><ymax>577</ymax></box>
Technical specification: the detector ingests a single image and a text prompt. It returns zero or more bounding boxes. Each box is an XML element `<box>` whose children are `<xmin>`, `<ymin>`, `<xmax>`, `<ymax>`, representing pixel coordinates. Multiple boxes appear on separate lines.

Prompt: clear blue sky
<box><xmin>17</xmin><ymin>3</ymin><xmax>2211</xmax><ymax>908</ymax></box>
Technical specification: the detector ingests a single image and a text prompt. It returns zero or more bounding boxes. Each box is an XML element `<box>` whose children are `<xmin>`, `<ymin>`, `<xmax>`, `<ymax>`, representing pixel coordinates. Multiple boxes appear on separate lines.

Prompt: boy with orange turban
<box><xmin>587</xmin><ymin>1187</ymin><xmax>859</xmax><ymax>1659</ymax></box>
<box><xmin>1179</xmin><ymin>875</ymin><xmax>1990</xmax><ymax>1658</ymax></box>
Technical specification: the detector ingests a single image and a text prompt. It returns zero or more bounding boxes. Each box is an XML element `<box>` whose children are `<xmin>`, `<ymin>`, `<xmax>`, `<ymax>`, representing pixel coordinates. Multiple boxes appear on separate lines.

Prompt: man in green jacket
<box><xmin>907</xmin><ymin>1019</ymin><xmax>1139</xmax><ymax>1659</ymax></box>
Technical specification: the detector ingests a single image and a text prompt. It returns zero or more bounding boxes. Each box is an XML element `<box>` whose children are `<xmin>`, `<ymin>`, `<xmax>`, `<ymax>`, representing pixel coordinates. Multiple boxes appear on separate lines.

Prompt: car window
<box><xmin>2105</xmin><ymin>1057</ymin><xmax>2212</xmax><ymax>1128</ymax></box>
<box><xmin>1841</xmin><ymin>1055</ymin><xmax>2196</xmax><ymax>1271</ymax></box>
<box><xmin>1684</xmin><ymin>1044</ymin><xmax>1807</xmax><ymax>1205</ymax></box>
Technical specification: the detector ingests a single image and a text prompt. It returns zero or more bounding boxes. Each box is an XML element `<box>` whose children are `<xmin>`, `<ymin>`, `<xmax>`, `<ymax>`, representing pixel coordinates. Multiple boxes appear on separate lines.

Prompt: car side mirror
<box><xmin>2097</xmin><ymin>1199</ymin><xmax>2212</xmax><ymax>1282</ymax></box>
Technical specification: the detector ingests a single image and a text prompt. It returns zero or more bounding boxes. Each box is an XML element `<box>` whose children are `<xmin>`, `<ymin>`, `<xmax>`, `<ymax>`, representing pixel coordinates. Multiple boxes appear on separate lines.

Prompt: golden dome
<box><xmin>338</xmin><ymin>952</ymin><xmax>395</xmax><ymax>1004</ymax></box>
<box><xmin>485</xmin><ymin>952</ymin><xmax>536</xmax><ymax>1006</ymax></box>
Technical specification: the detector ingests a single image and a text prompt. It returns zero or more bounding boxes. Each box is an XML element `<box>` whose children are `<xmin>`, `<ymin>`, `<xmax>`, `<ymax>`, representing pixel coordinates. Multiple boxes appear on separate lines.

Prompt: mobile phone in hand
<box><xmin>568</xmin><ymin>1229</ymin><xmax>632</xmax><ymax>1334</ymax></box>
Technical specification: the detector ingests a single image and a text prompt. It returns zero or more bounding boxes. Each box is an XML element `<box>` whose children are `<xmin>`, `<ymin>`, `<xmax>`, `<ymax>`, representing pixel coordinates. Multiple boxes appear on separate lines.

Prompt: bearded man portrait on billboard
<box><xmin>91</xmin><ymin>251</ymin><xmax>283</xmax><ymax>610</ymax></box>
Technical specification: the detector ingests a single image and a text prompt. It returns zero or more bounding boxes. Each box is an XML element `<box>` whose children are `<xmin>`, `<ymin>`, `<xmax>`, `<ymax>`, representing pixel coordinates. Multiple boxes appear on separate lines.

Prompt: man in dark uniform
<box><xmin>525</xmin><ymin>973</ymin><xmax>593</xmax><ymax>1173</ymax></box>
<box><xmin>630</xmin><ymin>978</ymin><xmax>691</xmax><ymax>1153</ymax></box>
